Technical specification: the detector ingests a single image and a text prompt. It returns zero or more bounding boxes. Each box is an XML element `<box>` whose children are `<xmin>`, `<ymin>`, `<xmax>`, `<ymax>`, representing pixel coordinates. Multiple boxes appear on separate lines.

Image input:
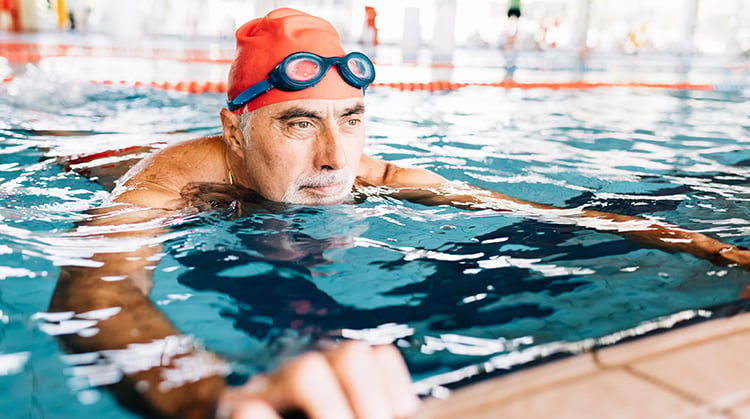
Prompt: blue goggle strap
<box><xmin>227</xmin><ymin>53</ymin><xmax>374</xmax><ymax>111</ymax></box>
<box><xmin>227</xmin><ymin>79</ymin><xmax>273</xmax><ymax>111</ymax></box>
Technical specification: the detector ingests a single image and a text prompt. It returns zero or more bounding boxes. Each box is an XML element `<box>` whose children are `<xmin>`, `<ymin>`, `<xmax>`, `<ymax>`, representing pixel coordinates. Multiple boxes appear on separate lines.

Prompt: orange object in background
<box><xmin>1</xmin><ymin>0</ymin><xmax>22</xmax><ymax>32</ymax></box>
<box><xmin>56</xmin><ymin>0</ymin><xmax>68</xmax><ymax>29</ymax></box>
<box><xmin>365</xmin><ymin>6</ymin><xmax>378</xmax><ymax>46</ymax></box>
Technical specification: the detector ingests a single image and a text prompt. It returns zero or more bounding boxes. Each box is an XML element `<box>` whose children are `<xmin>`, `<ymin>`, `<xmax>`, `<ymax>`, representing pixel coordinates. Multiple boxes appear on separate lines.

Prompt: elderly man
<box><xmin>49</xmin><ymin>7</ymin><xmax>750</xmax><ymax>419</ymax></box>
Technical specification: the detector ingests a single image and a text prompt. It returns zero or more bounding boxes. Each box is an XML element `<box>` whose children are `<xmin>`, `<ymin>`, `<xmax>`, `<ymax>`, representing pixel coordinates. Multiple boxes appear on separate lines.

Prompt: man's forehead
<box><xmin>262</xmin><ymin>98</ymin><xmax>365</xmax><ymax>117</ymax></box>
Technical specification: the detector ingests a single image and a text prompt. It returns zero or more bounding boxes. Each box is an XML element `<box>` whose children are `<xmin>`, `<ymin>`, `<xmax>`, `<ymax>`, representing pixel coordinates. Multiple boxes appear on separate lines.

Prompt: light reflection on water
<box><xmin>0</xmin><ymin>71</ymin><xmax>750</xmax><ymax>416</ymax></box>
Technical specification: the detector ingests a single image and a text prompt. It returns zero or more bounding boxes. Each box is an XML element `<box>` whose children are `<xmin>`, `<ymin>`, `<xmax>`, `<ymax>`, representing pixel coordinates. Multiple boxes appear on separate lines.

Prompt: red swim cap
<box><xmin>227</xmin><ymin>8</ymin><xmax>363</xmax><ymax>113</ymax></box>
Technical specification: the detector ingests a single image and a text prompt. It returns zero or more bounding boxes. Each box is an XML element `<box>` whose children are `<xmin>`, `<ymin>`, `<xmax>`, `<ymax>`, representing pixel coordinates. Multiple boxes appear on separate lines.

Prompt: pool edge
<box><xmin>414</xmin><ymin>310</ymin><xmax>750</xmax><ymax>418</ymax></box>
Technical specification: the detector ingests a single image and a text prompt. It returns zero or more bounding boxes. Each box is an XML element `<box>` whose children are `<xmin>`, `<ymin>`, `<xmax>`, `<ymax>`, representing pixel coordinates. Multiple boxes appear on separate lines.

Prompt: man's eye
<box><xmin>347</xmin><ymin>118</ymin><xmax>361</xmax><ymax>126</ymax></box>
<box><xmin>291</xmin><ymin>121</ymin><xmax>312</xmax><ymax>129</ymax></box>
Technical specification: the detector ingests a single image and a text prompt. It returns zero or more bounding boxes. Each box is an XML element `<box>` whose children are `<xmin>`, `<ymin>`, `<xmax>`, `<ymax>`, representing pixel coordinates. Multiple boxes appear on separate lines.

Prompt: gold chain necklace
<box><xmin>225</xmin><ymin>149</ymin><xmax>235</xmax><ymax>185</ymax></box>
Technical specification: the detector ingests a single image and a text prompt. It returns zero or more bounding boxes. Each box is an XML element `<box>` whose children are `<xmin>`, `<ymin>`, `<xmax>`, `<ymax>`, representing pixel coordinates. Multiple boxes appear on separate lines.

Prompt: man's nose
<box><xmin>315</xmin><ymin>126</ymin><xmax>348</xmax><ymax>171</ymax></box>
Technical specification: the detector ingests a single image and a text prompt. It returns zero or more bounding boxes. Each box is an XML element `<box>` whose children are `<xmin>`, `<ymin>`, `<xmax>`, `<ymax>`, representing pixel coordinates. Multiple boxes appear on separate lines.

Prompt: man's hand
<box><xmin>714</xmin><ymin>245</ymin><xmax>750</xmax><ymax>270</ymax></box>
<box><xmin>218</xmin><ymin>342</ymin><xmax>419</xmax><ymax>419</ymax></box>
<box><xmin>179</xmin><ymin>182</ymin><xmax>287</xmax><ymax>215</ymax></box>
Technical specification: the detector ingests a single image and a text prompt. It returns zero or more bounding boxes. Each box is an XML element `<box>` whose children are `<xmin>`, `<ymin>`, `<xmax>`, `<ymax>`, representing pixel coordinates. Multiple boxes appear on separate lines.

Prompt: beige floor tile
<box><xmin>416</xmin><ymin>314</ymin><xmax>750</xmax><ymax>419</ymax></box>
<box><xmin>630</xmin><ymin>330</ymin><xmax>750</xmax><ymax>408</ymax></box>
<box><xmin>596</xmin><ymin>312</ymin><xmax>750</xmax><ymax>367</ymax></box>
<box><xmin>417</xmin><ymin>368</ymin><xmax>699</xmax><ymax>419</ymax></box>
<box><xmin>415</xmin><ymin>353</ymin><xmax>598</xmax><ymax>419</ymax></box>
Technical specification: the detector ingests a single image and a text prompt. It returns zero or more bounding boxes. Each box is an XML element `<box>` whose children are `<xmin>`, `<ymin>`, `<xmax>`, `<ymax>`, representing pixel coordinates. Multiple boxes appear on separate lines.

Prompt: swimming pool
<box><xmin>1</xmin><ymin>53</ymin><xmax>750</xmax><ymax>418</ymax></box>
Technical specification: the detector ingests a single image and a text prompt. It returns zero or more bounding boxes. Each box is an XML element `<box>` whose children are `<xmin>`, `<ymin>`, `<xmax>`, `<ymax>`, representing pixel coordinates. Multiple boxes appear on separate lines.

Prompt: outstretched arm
<box><xmin>356</xmin><ymin>154</ymin><xmax>750</xmax><ymax>270</ymax></box>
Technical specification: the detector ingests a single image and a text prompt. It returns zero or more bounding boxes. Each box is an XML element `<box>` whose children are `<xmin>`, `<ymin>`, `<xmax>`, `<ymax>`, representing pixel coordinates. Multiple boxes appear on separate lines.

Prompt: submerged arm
<box><xmin>50</xmin><ymin>182</ymin><xmax>419</xmax><ymax>419</ymax></box>
<box><xmin>49</xmin><ymin>204</ymin><xmax>227</xmax><ymax>418</ymax></box>
<box><xmin>357</xmin><ymin>155</ymin><xmax>750</xmax><ymax>270</ymax></box>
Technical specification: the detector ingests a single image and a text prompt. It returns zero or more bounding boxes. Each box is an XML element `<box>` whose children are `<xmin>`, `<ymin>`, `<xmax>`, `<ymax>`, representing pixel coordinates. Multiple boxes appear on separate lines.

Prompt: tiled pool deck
<box><xmin>416</xmin><ymin>310</ymin><xmax>750</xmax><ymax>419</ymax></box>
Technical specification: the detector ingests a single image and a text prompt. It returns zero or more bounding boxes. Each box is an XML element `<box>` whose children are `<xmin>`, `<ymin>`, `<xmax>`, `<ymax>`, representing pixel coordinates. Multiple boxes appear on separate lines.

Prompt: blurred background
<box><xmin>1</xmin><ymin>0</ymin><xmax>749</xmax><ymax>57</ymax></box>
<box><xmin>1</xmin><ymin>1</ymin><xmax>749</xmax><ymax>87</ymax></box>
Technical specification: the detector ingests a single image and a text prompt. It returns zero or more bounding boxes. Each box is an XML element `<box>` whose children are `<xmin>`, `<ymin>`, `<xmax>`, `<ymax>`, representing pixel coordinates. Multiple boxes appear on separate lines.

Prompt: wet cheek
<box><xmin>243</xmin><ymin>147</ymin><xmax>281</xmax><ymax>198</ymax></box>
<box><xmin>261</xmin><ymin>149</ymin><xmax>305</xmax><ymax>197</ymax></box>
<box><xmin>347</xmin><ymin>136</ymin><xmax>366</xmax><ymax>167</ymax></box>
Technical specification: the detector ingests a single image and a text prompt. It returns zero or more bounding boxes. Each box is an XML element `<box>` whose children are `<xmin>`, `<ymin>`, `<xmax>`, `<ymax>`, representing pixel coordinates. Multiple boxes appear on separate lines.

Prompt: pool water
<box><xmin>1</xmin><ymin>67</ymin><xmax>750</xmax><ymax>418</ymax></box>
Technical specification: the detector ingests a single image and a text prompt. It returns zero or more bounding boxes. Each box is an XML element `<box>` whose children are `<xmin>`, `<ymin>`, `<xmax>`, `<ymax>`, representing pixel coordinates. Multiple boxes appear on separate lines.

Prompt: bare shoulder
<box><xmin>110</xmin><ymin>136</ymin><xmax>227</xmax><ymax>208</ymax></box>
<box><xmin>356</xmin><ymin>154</ymin><xmax>446</xmax><ymax>188</ymax></box>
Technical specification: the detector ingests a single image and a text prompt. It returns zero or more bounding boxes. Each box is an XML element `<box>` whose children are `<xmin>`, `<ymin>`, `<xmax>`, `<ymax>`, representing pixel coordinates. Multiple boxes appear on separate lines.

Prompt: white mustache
<box><xmin>281</xmin><ymin>169</ymin><xmax>355</xmax><ymax>204</ymax></box>
<box><xmin>294</xmin><ymin>170</ymin><xmax>354</xmax><ymax>189</ymax></box>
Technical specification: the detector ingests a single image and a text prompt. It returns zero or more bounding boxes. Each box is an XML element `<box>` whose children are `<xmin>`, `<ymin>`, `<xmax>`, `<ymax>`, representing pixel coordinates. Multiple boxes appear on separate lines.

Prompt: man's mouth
<box><xmin>302</xmin><ymin>183</ymin><xmax>347</xmax><ymax>197</ymax></box>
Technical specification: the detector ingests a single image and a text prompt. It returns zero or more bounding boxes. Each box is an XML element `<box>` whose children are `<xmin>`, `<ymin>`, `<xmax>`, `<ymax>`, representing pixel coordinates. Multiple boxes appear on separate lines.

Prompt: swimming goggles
<box><xmin>227</xmin><ymin>51</ymin><xmax>376</xmax><ymax>111</ymax></box>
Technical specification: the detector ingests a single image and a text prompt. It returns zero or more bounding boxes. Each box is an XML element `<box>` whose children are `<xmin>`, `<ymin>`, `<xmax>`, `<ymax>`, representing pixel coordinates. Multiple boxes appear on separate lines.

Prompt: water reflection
<box><xmin>1</xmin><ymin>74</ymin><xmax>750</xmax><ymax>418</ymax></box>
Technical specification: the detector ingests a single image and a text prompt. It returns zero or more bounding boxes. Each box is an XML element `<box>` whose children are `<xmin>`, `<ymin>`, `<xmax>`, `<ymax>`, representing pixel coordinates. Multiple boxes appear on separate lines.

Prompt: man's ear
<box><xmin>220</xmin><ymin>108</ymin><xmax>244</xmax><ymax>152</ymax></box>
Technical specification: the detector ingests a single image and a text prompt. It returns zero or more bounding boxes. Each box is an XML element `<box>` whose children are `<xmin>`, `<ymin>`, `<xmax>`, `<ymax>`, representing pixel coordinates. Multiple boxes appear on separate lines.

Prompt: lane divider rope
<box><xmin>373</xmin><ymin>80</ymin><xmax>721</xmax><ymax>91</ymax></box>
<box><xmin>4</xmin><ymin>41</ymin><xmax>750</xmax><ymax>73</ymax></box>
<box><xmin>1</xmin><ymin>76</ymin><xmax>746</xmax><ymax>93</ymax></box>
<box><xmin>1</xmin><ymin>41</ymin><xmax>747</xmax><ymax>92</ymax></box>
<box><xmin>0</xmin><ymin>41</ymin><xmax>234</xmax><ymax>64</ymax></box>
<box><xmin>71</xmin><ymin>79</ymin><xmax>750</xmax><ymax>92</ymax></box>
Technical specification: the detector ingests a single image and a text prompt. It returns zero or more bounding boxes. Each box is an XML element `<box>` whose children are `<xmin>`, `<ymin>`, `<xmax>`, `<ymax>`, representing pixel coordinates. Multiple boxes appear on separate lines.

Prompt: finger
<box><xmin>265</xmin><ymin>351</ymin><xmax>354</xmax><ymax>419</ymax></box>
<box><xmin>231</xmin><ymin>399</ymin><xmax>284</xmax><ymax>419</ymax></box>
<box><xmin>323</xmin><ymin>341</ymin><xmax>392</xmax><ymax>419</ymax></box>
<box><xmin>739</xmin><ymin>284</ymin><xmax>750</xmax><ymax>300</ymax></box>
<box><xmin>217</xmin><ymin>382</ymin><xmax>283</xmax><ymax>419</ymax></box>
<box><xmin>372</xmin><ymin>345</ymin><xmax>420</xmax><ymax>418</ymax></box>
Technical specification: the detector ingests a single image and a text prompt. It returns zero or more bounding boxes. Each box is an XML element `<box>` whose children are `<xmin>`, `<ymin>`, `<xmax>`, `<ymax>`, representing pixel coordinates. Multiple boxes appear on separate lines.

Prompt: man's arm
<box><xmin>50</xmin><ymin>185</ymin><xmax>419</xmax><ymax>419</ymax></box>
<box><xmin>49</xmin><ymin>203</ymin><xmax>228</xmax><ymax>418</ymax></box>
<box><xmin>356</xmin><ymin>154</ymin><xmax>750</xmax><ymax>270</ymax></box>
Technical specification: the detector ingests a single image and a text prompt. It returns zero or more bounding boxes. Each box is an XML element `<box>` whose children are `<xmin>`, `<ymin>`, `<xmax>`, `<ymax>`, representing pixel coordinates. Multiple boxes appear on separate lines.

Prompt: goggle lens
<box><xmin>228</xmin><ymin>51</ymin><xmax>375</xmax><ymax>112</ymax></box>
<box><xmin>285</xmin><ymin>58</ymin><xmax>321</xmax><ymax>82</ymax></box>
<box><xmin>347</xmin><ymin>56</ymin><xmax>373</xmax><ymax>80</ymax></box>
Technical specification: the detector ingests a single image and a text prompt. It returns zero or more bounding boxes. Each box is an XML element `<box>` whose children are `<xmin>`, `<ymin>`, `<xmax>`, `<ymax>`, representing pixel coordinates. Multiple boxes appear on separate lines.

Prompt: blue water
<box><xmin>1</xmin><ymin>69</ymin><xmax>750</xmax><ymax>418</ymax></box>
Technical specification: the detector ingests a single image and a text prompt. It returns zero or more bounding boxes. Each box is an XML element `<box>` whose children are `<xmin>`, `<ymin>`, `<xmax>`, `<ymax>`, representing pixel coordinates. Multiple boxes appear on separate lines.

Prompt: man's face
<box><xmin>237</xmin><ymin>97</ymin><xmax>366</xmax><ymax>205</ymax></box>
